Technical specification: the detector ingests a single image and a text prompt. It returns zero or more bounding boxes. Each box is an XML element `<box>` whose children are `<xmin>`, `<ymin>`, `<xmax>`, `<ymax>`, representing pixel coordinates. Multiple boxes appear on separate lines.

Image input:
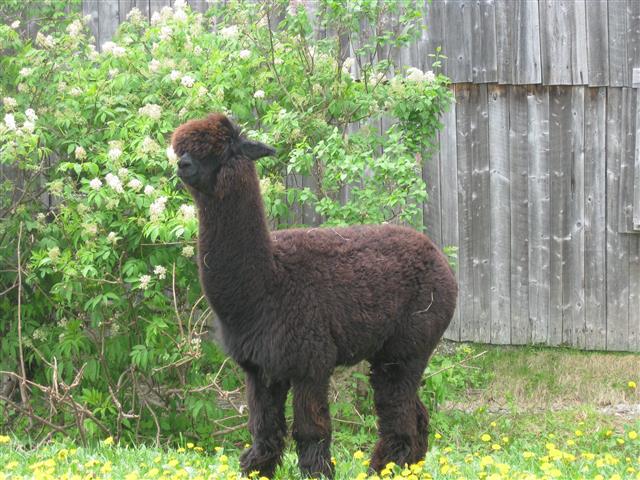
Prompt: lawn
<box><xmin>1</xmin><ymin>344</ymin><xmax>639</xmax><ymax>480</ymax></box>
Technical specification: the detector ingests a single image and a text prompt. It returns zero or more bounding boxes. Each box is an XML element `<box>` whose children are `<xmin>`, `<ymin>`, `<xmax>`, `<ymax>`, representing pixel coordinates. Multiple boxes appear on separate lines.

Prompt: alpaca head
<box><xmin>171</xmin><ymin>113</ymin><xmax>275</xmax><ymax>195</ymax></box>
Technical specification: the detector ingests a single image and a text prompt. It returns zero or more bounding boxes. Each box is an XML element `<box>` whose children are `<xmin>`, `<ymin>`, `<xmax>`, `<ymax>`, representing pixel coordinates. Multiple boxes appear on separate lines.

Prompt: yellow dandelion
<box><xmin>177</xmin><ymin>447</ymin><xmax>186</xmax><ymax>453</ymax></box>
<box><xmin>496</xmin><ymin>463</ymin><xmax>510</xmax><ymax>475</ymax></box>
<box><xmin>491</xmin><ymin>444</ymin><xmax>501</xmax><ymax>451</ymax></box>
<box><xmin>574</xmin><ymin>430</ymin><xmax>583</xmax><ymax>437</ymax></box>
<box><xmin>147</xmin><ymin>467</ymin><xmax>160</xmax><ymax>477</ymax></box>
<box><xmin>153</xmin><ymin>455</ymin><xmax>162</xmax><ymax>463</ymax></box>
<box><xmin>168</xmin><ymin>459</ymin><xmax>179</xmax><ymax>468</ymax></box>
<box><xmin>362</xmin><ymin>459</ymin><xmax>370</xmax><ymax>467</ymax></box>
<box><xmin>58</xmin><ymin>449</ymin><xmax>69</xmax><ymax>460</ymax></box>
<box><xmin>100</xmin><ymin>461</ymin><xmax>113</xmax><ymax>474</ymax></box>
<box><xmin>566</xmin><ymin>439</ymin><xmax>575</xmax><ymax>446</ymax></box>
<box><xmin>434</xmin><ymin>433</ymin><xmax>442</xmax><ymax>440</ymax></box>
<box><xmin>594</xmin><ymin>475</ymin><xmax>604</xmax><ymax>480</ymax></box>
<box><xmin>381</xmin><ymin>468</ymin><xmax>391</xmax><ymax>477</ymax></box>
<box><xmin>0</xmin><ymin>435</ymin><xmax>10</xmax><ymax>444</ymax></box>
<box><xmin>194</xmin><ymin>446</ymin><xmax>204</xmax><ymax>452</ymax></box>
<box><xmin>102</xmin><ymin>436</ymin><xmax>114</xmax><ymax>446</ymax></box>
<box><xmin>125</xmin><ymin>472</ymin><xmax>139</xmax><ymax>480</ymax></box>
<box><xmin>629</xmin><ymin>381</ymin><xmax>637</xmax><ymax>389</ymax></box>
<box><xmin>258</xmin><ymin>477</ymin><xmax>269</xmax><ymax>480</ymax></box>
<box><xmin>490</xmin><ymin>421</ymin><xmax>497</xmax><ymax>428</ymax></box>
<box><xmin>444</xmin><ymin>447</ymin><xmax>453</xmax><ymax>453</ymax></box>
<box><xmin>440</xmin><ymin>464</ymin><xmax>451</xmax><ymax>475</ymax></box>
<box><xmin>353</xmin><ymin>450</ymin><xmax>365</xmax><ymax>460</ymax></box>
<box><xmin>219</xmin><ymin>454</ymin><xmax>228</xmax><ymax>463</ymax></box>
<box><xmin>487</xmin><ymin>474</ymin><xmax>501</xmax><ymax>480</ymax></box>
<box><xmin>617</xmin><ymin>438</ymin><xmax>625</xmax><ymax>445</ymax></box>
<box><xmin>187</xmin><ymin>442</ymin><xmax>195</xmax><ymax>449</ymax></box>
<box><xmin>501</xmin><ymin>436</ymin><xmax>509</xmax><ymax>444</ymax></box>
<box><xmin>480</xmin><ymin>456</ymin><xmax>494</xmax><ymax>467</ymax></box>
<box><xmin>6</xmin><ymin>461</ymin><xmax>18</xmax><ymax>470</ymax></box>
<box><xmin>215</xmin><ymin>446</ymin><xmax>223</xmax><ymax>452</ymax></box>
<box><xmin>629</xmin><ymin>431</ymin><xmax>638</xmax><ymax>440</ymax></box>
<box><xmin>523</xmin><ymin>451</ymin><xmax>535</xmax><ymax>459</ymax></box>
<box><xmin>611</xmin><ymin>475</ymin><xmax>621</xmax><ymax>480</ymax></box>
<box><xmin>605</xmin><ymin>430</ymin><xmax>613</xmax><ymax>437</ymax></box>
<box><xmin>481</xmin><ymin>434</ymin><xmax>491</xmax><ymax>442</ymax></box>
<box><xmin>331</xmin><ymin>457</ymin><xmax>336</xmax><ymax>465</ymax></box>
<box><xmin>217</xmin><ymin>464</ymin><xmax>229</xmax><ymax>473</ymax></box>
<box><xmin>355</xmin><ymin>473</ymin><xmax>367</xmax><ymax>480</ymax></box>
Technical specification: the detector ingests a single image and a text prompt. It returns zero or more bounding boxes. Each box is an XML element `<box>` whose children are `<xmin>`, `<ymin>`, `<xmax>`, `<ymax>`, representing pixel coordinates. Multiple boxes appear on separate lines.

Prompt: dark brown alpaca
<box><xmin>172</xmin><ymin>113</ymin><xmax>458</xmax><ymax>479</ymax></box>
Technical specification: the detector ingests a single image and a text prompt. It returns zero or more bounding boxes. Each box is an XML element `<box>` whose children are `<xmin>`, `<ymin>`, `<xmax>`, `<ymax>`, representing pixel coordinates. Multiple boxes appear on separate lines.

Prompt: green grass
<box><xmin>1</xmin><ymin>344</ymin><xmax>639</xmax><ymax>479</ymax></box>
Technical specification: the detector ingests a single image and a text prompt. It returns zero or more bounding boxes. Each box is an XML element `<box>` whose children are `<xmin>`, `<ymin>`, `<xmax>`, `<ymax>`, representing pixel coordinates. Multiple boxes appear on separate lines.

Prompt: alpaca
<box><xmin>172</xmin><ymin>113</ymin><xmax>458</xmax><ymax>479</ymax></box>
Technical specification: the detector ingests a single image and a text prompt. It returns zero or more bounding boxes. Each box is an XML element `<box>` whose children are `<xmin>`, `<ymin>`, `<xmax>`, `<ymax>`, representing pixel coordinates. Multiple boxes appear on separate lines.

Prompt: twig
<box><xmin>412</xmin><ymin>291</ymin><xmax>434</xmax><ymax>316</ymax></box>
<box><xmin>172</xmin><ymin>262</ymin><xmax>185</xmax><ymax>337</ymax></box>
<box><xmin>16</xmin><ymin>222</ymin><xmax>30</xmax><ymax>416</ymax></box>
<box><xmin>424</xmin><ymin>350</ymin><xmax>488</xmax><ymax>380</ymax></box>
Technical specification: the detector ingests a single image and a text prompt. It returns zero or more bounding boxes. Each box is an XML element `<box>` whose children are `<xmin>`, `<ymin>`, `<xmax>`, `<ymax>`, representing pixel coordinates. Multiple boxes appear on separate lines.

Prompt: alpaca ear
<box><xmin>237</xmin><ymin>138</ymin><xmax>276</xmax><ymax>161</ymax></box>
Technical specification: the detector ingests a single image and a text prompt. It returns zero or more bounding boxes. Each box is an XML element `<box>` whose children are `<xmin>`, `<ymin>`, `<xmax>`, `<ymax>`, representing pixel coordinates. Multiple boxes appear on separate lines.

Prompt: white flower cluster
<box><xmin>36</xmin><ymin>32</ymin><xmax>54</xmax><ymax>49</ymax></box>
<box><xmin>2</xmin><ymin>97</ymin><xmax>17</xmax><ymax>110</ymax></box>
<box><xmin>182</xmin><ymin>245</ymin><xmax>195</xmax><ymax>258</ymax></box>
<box><xmin>148</xmin><ymin>59</ymin><xmax>161</xmax><ymax>73</ymax></box>
<box><xmin>153</xmin><ymin>265</ymin><xmax>167</xmax><ymax>280</ymax></box>
<box><xmin>66</xmin><ymin>19</ymin><xmax>83</xmax><ymax>38</ymax></box>
<box><xmin>75</xmin><ymin>146</ymin><xmax>86</xmax><ymax>160</ymax></box>
<box><xmin>149</xmin><ymin>196</ymin><xmax>168</xmax><ymax>221</ymax></box>
<box><xmin>48</xmin><ymin>246</ymin><xmax>60</xmax><ymax>261</ymax></box>
<box><xmin>11</xmin><ymin>20</ymin><xmax>20</xmax><ymax>29</ymax></box>
<box><xmin>151</xmin><ymin>6</ymin><xmax>174</xmax><ymax>25</ymax></box>
<box><xmin>102</xmin><ymin>41</ymin><xmax>126</xmax><ymax>57</ymax></box>
<box><xmin>253</xmin><ymin>90</ymin><xmax>265</xmax><ymax>99</ymax></box>
<box><xmin>141</xmin><ymin>136</ymin><xmax>159</xmax><ymax>154</ymax></box>
<box><xmin>406</xmin><ymin>67</ymin><xmax>436</xmax><ymax>83</ymax></box>
<box><xmin>19</xmin><ymin>67</ymin><xmax>32</xmax><ymax>77</ymax></box>
<box><xmin>3</xmin><ymin>114</ymin><xmax>16</xmax><ymax>131</ymax></box>
<box><xmin>139</xmin><ymin>103</ymin><xmax>162</xmax><ymax>121</ymax></box>
<box><xmin>239</xmin><ymin>49</ymin><xmax>251</xmax><ymax>60</ymax></box>
<box><xmin>181</xmin><ymin>75</ymin><xmax>195</xmax><ymax>88</ymax></box>
<box><xmin>139</xmin><ymin>274</ymin><xmax>151</xmax><ymax>290</ymax></box>
<box><xmin>2</xmin><ymin>109</ymin><xmax>37</xmax><ymax>134</ymax></box>
<box><xmin>170</xmin><ymin>70</ymin><xmax>182</xmax><ymax>81</ymax></box>
<box><xmin>166</xmin><ymin>146</ymin><xmax>178</xmax><ymax>164</ymax></box>
<box><xmin>107</xmin><ymin>231</ymin><xmax>118</xmax><ymax>245</ymax></box>
<box><xmin>126</xmin><ymin>7</ymin><xmax>144</xmax><ymax>24</ymax></box>
<box><xmin>128</xmin><ymin>178</ymin><xmax>143</xmax><ymax>191</ymax></box>
<box><xmin>108</xmin><ymin>146</ymin><xmax>122</xmax><ymax>161</ymax></box>
<box><xmin>144</xmin><ymin>185</ymin><xmax>155</xmax><ymax>196</ymax></box>
<box><xmin>159</xmin><ymin>26</ymin><xmax>172</xmax><ymax>41</ymax></box>
<box><xmin>179</xmin><ymin>204</ymin><xmax>196</xmax><ymax>221</ymax></box>
<box><xmin>220</xmin><ymin>25</ymin><xmax>238</xmax><ymax>39</ymax></box>
<box><xmin>105</xmin><ymin>173</ymin><xmax>124</xmax><ymax>193</ymax></box>
<box><xmin>89</xmin><ymin>178</ymin><xmax>102</xmax><ymax>190</ymax></box>
<box><xmin>69</xmin><ymin>86</ymin><xmax>83</xmax><ymax>97</ymax></box>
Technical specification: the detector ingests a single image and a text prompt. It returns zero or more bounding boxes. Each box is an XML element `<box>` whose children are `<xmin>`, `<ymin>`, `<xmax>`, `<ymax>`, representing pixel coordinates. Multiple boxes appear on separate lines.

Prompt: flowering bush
<box><xmin>0</xmin><ymin>0</ymin><xmax>452</xmax><ymax>445</ymax></box>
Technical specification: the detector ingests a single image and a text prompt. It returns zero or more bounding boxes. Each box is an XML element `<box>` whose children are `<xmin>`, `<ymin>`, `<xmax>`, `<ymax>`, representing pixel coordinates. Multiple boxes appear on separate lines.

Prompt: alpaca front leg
<box><xmin>240</xmin><ymin>371</ymin><xmax>289</xmax><ymax>478</ymax></box>
<box><xmin>292</xmin><ymin>378</ymin><xmax>334</xmax><ymax>479</ymax></box>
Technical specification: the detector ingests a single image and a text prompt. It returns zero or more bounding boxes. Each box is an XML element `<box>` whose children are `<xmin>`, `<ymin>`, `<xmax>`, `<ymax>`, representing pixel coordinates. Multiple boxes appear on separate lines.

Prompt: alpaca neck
<box><xmin>194</xmin><ymin>162</ymin><xmax>274</xmax><ymax>324</ymax></box>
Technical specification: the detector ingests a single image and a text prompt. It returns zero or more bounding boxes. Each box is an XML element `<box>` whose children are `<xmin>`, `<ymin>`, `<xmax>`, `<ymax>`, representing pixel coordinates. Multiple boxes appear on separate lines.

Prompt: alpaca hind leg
<box><xmin>369</xmin><ymin>358</ymin><xmax>426</xmax><ymax>472</ymax></box>
<box><xmin>292</xmin><ymin>378</ymin><xmax>334</xmax><ymax>479</ymax></box>
<box><xmin>240</xmin><ymin>371</ymin><xmax>290</xmax><ymax>478</ymax></box>
<box><xmin>412</xmin><ymin>396</ymin><xmax>430</xmax><ymax>464</ymax></box>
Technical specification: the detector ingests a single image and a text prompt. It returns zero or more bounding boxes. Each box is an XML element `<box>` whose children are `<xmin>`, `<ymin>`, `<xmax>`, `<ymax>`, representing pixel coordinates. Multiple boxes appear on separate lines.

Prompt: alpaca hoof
<box><xmin>240</xmin><ymin>446</ymin><xmax>278</xmax><ymax>478</ymax></box>
<box><xmin>370</xmin><ymin>437</ymin><xmax>412</xmax><ymax>473</ymax></box>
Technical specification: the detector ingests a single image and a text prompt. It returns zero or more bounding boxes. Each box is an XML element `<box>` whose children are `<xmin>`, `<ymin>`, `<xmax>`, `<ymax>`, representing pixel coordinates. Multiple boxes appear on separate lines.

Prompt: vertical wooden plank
<box><xmin>150</xmin><ymin>0</ymin><xmax>171</xmax><ymax>16</ymax></box>
<box><xmin>423</xmin><ymin>135</ymin><xmax>442</xmax><ymax>247</ymax></box>
<box><xmin>443</xmin><ymin>0</ymin><xmax>473</xmax><ymax>82</ymax></box>
<box><xmin>188</xmin><ymin>0</ymin><xmax>209</xmax><ymax>14</ymax></box>
<box><xmin>527</xmin><ymin>85</ymin><xmax>551</xmax><ymax>345</ymax></box>
<box><xmin>488</xmin><ymin>84</ymin><xmax>511</xmax><ymax>344</ymax></box>
<box><xmin>606</xmin><ymin>88</ymin><xmax>630</xmax><ymax>351</ymax></box>
<box><xmin>585</xmin><ymin>0</ymin><xmax>609</xmax><ymax>86</ymax></box>
<box><xmin>563</xmin><ymin>87</ymin><xmax>585</xmax><ymax>348</ymax></box>
<box><xmin>628</xmin><ymin>1</ymin><xmax>640</xmax><ymax>87</ymax></box>
<box><xmin>119</xmin><ymin>0</ymin><xmax>134</xmax><ymax>22</ymax></box>
<box><xmin>135</xmin><ymin>0</ymin><xmax>151</xmax><ymax>21</ymax></box>
<box><xmin>439</xmin><ymin>102</ymin><xmax>461</xmax><ymax>341</ymax></box>
<box><xmin>539</xmin><ymin>0</ymin><xmax>588</xmax><ymax>85</ymax></box>
<box><xmin>635</xmin><ymin>91</ymin><xmax>640</xmax><ymax>230</ymax></box>
<box><xmin>455</xmin><ymin>84</ymin><xmax>475</xmax><ymax>342</ymax></box>
<box><xmin>548</xmin><ymin>86</ymin><xmax>572</xmax><ymax>345</ymax></box>
<box><xmin>471</xmin><ymin>0</ymin><xmax>497</xmax><ymax>83</ymax></box>
<box><xmin>422</xmin><ymin>0</ymin><xmax>444</xmax><ymax>72</ymax></box>
<box><xmin>584</xmin><ymin>87</ymin><xmax>607</xmax><ymax>351</ymax></box>
<box><xmin>470</xmin><ymin>85</ymin><xmax>491</xmax><ymax>344</ymax></box>
<box><xmin>608</xmin><ymin>0</ymin><xmax>628</xmax><ymax>87</ymax></box>
<box><xmin>82</xmin><ymin>0</ymin><xmax>100</xmax><ymax>46</ymax></box>
<box><xmin>509</xmin><ymin>86</ymin><xmax>530</xmax><ymax>345</ymax></box>
<box><xmin>629</xmin><ymin>237</ymin><xmax>640</xmax><ymax>352</ymax></box>
<box><xmin>618</xmin><ymin>88</ymin><xmax>637</xmax><ymax>232</ymax></box>
<box><xmin>98</xmin><ymin>0</ymin><xmax>120</xmax><ymax>45</ymax></box>
<box><xmin>495</xmin><ymin>0</ymin><xmax>541</xmax><ymax>85</ymax></box>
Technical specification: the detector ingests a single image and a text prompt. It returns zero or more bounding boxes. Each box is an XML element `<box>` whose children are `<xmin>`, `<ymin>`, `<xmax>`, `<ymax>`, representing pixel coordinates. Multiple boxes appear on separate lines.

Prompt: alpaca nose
<box><xmin>178</xmin><ymin>153</ymin><xmax>193</xmax><ymax>169</ymax></box>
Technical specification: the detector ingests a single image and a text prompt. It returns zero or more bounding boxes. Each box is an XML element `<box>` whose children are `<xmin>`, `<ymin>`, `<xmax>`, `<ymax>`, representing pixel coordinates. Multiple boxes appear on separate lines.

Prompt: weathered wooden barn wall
<box><xmin>80</xmin><ymin>0</ymin><xmax>640</xmax><ymax>351</ymax></box>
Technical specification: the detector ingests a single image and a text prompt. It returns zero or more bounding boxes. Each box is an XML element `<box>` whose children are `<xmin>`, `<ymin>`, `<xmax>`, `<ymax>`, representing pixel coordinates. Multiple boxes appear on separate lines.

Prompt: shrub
<box><xmin>0</xmin><ymin>0</ymin><xmax>452</xmax><ymax>445</ymax></box>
